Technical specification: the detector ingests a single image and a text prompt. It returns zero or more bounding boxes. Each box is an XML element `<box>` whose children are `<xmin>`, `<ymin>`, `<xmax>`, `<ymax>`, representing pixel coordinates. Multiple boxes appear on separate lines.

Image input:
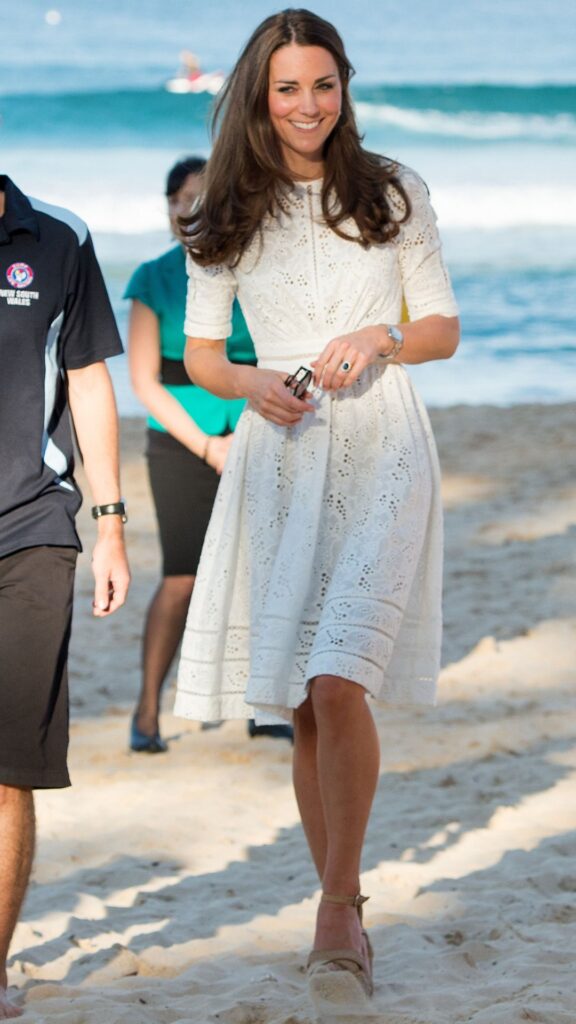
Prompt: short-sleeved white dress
<box><xmin>174</xmin><ymin>168</ymin><xmax>458</xmax><ymax>725</ymax></box>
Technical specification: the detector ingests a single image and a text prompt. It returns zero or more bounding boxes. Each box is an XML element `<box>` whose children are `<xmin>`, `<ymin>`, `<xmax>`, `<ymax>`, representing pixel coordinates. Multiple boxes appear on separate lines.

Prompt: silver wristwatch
<box><xmin>380</xmin><ymin>324</ymin><xmax>404</xmax><ymax>362</ymax></box>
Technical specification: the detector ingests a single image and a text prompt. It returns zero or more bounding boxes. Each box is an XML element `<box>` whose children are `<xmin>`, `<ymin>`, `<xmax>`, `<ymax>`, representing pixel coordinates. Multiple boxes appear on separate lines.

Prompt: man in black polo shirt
<box><xmin>0</xmin><ymin>174</ymin><xmax>130</xmax><ymax>1017</ymax></box>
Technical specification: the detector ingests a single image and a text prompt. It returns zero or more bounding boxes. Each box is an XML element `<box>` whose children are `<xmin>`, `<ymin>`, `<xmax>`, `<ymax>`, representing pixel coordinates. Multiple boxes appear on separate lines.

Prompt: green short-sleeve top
<box><xmin>124</xmin><ymin>245</ymin><xmax>256</xmax><ymax>434</ymax></box>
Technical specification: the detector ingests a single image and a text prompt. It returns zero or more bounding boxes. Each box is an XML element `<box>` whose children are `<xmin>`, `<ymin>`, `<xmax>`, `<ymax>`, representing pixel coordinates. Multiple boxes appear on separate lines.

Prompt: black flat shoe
<box><xmin>130</xmin><ymin>716</ymin><xmax>168</xmax><ymax>753</ymax></box>
<box><xmin>247</xmin><ymin>719</ymin><xmax>294</xmax><ymax>743</ymax></box>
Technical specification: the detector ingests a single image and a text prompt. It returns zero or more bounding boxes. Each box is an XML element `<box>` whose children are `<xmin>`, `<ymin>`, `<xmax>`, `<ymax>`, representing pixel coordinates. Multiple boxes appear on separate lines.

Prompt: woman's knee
<box><xmin>309</xmin><ymin>675</ymin><xmax>366</xmax><ymax>719</ymax></box>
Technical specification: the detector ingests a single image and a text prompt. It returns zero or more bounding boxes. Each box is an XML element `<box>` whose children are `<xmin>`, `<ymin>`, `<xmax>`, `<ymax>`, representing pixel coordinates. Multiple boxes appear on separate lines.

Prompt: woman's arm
<box><xmin>313</xmin><ymin>314</ymin><xmax>460</xmax><ymax>390</ymax></box>
<box><xmin>388</xmin><ymin>314</ymin><xmax>460</xmax><ymax>363</ymax></box>
<box><xmin>128</xmin><ymin>299</ymin><xmax>217</xmax><ymax>461</ymax></box>
<box><xmin>183</xmin><ymin>253</ymin><xmax>313</xmax><ymax>425</ymax></box>
<box><xmin>185</xmin><ymin>336</ymin><xmax>315</xmax><ymax>426</ymax></box>
<box><xmin>312</xmin><ymin>169</ymin><xmax>461</xmax><ymax>390</ymax></box>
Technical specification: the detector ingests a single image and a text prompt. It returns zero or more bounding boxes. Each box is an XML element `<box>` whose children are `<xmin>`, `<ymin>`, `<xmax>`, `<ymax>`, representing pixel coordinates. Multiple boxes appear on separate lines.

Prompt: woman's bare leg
<box><xmin>293</xmin><ymin>694</ymin><xmax>327</xmax><ymax>878</ymax></box>
<box><xmin>134</xmin><ymin>575</ymin><xmax>194</xmax><ymax>735</ymax></box>
<box><xmin>294</xmin><ymin>675</ymin><xmax>380</xmax><ymax>954</ymax></box>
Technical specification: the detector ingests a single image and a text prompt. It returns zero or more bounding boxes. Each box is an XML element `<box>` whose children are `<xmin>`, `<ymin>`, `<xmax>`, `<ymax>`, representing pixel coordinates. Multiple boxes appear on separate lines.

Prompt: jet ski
<box><xmin>165</xmin><ymin>70</ymin><xmax>225</xmax><ymax>95</ymax></box>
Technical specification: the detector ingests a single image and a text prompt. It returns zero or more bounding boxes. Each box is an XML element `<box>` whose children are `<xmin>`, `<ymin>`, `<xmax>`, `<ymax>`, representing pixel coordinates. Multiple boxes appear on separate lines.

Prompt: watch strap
<box><xmin>91</xmin><ymin>501</ymin><xmax>127</xmax><ymax>523</ymax></box>
<box><xmin>380</xmin><ymin>324</ymin><xmax>404</xmax><ymax>362</ymax></box>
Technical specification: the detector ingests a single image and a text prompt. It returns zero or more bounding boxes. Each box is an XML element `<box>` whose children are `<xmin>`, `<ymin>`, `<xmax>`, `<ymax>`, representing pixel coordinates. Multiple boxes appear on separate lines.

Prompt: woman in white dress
<box><xmin>174</xmin><ymin>8</ymin><xmax>459</xmax><ymax>1013</ymax></box>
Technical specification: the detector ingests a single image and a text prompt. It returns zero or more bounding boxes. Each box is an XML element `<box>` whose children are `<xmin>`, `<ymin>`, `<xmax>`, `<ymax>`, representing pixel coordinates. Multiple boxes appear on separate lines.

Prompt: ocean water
<box><xmin>1</xmin><ymin>0</ymin><xmax>575</xmax><ymax>411</ymax></box>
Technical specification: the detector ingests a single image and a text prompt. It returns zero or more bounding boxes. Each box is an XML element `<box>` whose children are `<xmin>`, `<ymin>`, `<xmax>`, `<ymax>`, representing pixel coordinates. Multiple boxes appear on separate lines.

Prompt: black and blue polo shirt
<box><xmin>0</xmin><ymin>175</ymin><xmax>123</xmax><ymax>558</ymax></box>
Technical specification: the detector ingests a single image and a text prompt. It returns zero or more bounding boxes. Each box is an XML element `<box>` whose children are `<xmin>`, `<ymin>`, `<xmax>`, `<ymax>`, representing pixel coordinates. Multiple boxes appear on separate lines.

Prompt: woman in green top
<box><xmin>125</xmin><ymin>156</ymin><xmax>256</xmax><ymax>752</ymax></box>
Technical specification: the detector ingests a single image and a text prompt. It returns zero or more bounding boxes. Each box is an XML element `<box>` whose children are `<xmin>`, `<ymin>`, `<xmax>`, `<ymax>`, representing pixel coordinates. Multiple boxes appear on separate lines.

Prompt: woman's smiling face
<box><xmin>268</xmin><ymin>43</ymin><xmax>342</xmax><ymax>178</ymax></box>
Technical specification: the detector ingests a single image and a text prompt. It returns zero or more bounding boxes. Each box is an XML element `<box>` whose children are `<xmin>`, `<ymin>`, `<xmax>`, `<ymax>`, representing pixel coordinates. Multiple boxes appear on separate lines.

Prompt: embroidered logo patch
<box><xmin>6</xmin><ymin>262</ymin><xmax>34</xmax><ymax>289</ymax></box>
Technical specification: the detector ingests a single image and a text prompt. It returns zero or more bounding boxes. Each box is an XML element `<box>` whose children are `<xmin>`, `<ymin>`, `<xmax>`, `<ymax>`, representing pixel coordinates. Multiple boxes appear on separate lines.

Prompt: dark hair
<box><xmin>166</xmin><ymin>156</ymin><xmax>206</xmax><ymax>197</ymax></box>
<box><xmin>183</xmin><ymin>8</ymin><xmax>410</xmax><ymax>266</ymax></box>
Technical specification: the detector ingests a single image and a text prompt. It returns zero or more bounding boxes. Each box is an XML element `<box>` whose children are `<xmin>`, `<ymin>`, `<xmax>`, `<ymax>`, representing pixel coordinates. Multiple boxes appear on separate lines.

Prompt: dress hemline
<box><xmin>173</xmin><ymin>670</ymin><xmax>438</xmax><ymax>726</ymax></box>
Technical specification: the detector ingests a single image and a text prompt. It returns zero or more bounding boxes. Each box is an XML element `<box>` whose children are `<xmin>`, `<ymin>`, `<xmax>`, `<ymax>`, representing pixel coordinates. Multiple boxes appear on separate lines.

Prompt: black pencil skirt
<box><xmin>146</xmin><ymin>429</ymin><xmax>221</xmax><ymax>577</ymax></box>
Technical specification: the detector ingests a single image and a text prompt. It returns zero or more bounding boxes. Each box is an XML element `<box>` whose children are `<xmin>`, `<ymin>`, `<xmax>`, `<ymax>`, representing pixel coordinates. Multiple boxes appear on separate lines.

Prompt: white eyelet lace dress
<box><xmin>174</xmin><ymin>167</ymin><xmax>459</xmax><ymax>725</ymax></box>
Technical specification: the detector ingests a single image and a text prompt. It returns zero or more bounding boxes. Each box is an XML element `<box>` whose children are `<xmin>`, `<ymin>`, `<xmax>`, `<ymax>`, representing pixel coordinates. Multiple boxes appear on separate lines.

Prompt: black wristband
<box><xmin>91</xmin><ymin>501</ymin><xmax>127</xmax><ymax>523</ymax></box>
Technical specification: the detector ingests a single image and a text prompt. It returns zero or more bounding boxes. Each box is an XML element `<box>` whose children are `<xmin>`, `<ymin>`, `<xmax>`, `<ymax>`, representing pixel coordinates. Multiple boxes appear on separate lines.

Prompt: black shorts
<box><xmin>146</xmin><ymin>429</ymin><xmax>221</xmax><ymax>577</ymax></box>
<box><xmin>0</xmin><ymin>545</ymin><xmax>77</xmax><ymax>789</ymax></box>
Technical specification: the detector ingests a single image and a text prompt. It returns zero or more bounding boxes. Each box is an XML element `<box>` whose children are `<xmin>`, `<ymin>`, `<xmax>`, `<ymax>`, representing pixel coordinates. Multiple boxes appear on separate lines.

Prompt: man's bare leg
<box><xmin>0</xmin><ymin>786</ymin><xmax>35</xmax><ymax>1019</ymax></box>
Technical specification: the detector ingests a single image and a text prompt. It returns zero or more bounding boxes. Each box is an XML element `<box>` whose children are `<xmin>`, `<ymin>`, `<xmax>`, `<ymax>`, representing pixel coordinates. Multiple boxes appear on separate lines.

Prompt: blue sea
<box><xmin>2</xmin><ymin>0</ymin><xmax>575</xmax><ymax>411</ymax></box>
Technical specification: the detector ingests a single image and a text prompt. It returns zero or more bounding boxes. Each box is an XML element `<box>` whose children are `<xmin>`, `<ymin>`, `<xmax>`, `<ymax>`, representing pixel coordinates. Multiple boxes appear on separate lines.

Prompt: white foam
<box><xmin>356</xmin><ymin>102</ymin><xmax>576</xmax><ymax>141</ymax></box>
<box><xmin>48</xmin><ymin>184</ymin><xmax>575</xmax><ymax>233</ymax></box>
<box><xmin>27</xmin><ymin>182</ymin><xmax>574</xmax><ymax>234</ymax></box>
<box><xmin>62</xmin><ymin>192</ymin><xmax>167</xmax><ymax>234</ymax></box>
<box><xmin>433</xmin><ymin>184</ymin><xmax>576</xmax><ymax>228</ymax></box>
<box><xmin>6</xmin><ymin>145</ymin><xmax>576</xmax><ymax>235</ymax></box>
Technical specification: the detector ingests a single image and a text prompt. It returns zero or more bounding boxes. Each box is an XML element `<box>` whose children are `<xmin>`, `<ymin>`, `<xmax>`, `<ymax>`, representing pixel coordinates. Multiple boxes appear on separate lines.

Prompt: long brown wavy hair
<box><xmin>184</xmin><ymin>8</ymin><xmax>411</xmax><ymax>266</ymax></box>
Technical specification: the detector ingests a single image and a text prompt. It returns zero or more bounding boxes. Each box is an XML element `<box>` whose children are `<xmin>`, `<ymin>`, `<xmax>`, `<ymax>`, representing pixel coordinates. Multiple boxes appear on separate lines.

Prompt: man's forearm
<box><xmin>67</xmin><ymin>360</ymin><xmax>130</xmax><ymax>615</ymax></box>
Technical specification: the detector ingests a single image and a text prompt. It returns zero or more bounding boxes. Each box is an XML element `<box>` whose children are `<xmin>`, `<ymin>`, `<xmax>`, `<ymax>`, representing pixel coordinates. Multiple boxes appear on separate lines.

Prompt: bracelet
<box><xmin>381</xmin><ymin>338</ymin><xmax>404</xmax><ymax>362</ymax></box>
<box><xmin>378</xmin><ymin>324</ymin><xmax>404</xmax><ymax>362</ymax></box>
<box><xmin>91</xmin><ymin>501</ymin><xmax>127</xmax><ymax>523</ymax></box>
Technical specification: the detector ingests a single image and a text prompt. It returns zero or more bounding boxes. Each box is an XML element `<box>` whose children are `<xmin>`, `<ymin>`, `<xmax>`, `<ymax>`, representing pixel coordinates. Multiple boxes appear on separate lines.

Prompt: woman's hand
<box><xmin>240</xmin><ymin>366</ymin><xmax>315</xmax><ymax>426</ymax></box>
<box><xmin>204</xmin><ymin>434</ymin><xmax>233</xmax><ymax>475</ymax></box>
<box><xmin>312</xmin><ymin>325</ymin><xmax>388</xmax><ymax>391</ymax></box>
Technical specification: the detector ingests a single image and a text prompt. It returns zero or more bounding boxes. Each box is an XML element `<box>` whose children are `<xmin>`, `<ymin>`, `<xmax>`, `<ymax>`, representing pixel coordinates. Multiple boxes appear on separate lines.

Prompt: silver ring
<box><xmin>340</xmin><ymin>360</ymin><xmax>352</xmax><ymax>373</ymax></box>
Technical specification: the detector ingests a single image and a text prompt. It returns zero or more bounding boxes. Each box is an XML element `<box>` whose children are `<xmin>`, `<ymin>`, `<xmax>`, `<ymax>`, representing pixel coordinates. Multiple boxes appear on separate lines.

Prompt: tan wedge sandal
<box><xmin>307</xmin><ymin>892</ymin><xmax>374</xmax><ymax>1018</ymax></box>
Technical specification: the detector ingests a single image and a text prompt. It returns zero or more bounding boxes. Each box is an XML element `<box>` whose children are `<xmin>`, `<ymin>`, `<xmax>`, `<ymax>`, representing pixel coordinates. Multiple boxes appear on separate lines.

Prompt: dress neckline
<box><xmin>291</xmin><ymin>177</ymin><xmax>323</xmax><ymax>194</ymax></box>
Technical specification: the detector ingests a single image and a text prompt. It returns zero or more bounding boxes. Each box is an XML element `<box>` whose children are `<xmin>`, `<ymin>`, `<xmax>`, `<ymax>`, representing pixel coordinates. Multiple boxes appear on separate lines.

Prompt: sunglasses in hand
<box><xmin>284</xmin><ymin>366</ymin><xmax>313</xmax><ymax>400</ymax></box>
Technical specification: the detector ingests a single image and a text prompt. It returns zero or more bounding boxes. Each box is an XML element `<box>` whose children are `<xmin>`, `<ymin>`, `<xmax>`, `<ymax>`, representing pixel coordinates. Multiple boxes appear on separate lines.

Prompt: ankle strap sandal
<box><xmin>307</xmin><ymin>892</ymin><xmax>374</xmax><ymax>1013</ymax></box>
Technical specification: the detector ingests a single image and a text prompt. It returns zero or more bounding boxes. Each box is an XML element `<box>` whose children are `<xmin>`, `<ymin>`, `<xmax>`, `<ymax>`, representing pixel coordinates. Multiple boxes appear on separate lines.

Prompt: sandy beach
<box><xmin>7</xmin><ymin>402</ymin><xmax>576</xmax><ymax>1023</ymax></box>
